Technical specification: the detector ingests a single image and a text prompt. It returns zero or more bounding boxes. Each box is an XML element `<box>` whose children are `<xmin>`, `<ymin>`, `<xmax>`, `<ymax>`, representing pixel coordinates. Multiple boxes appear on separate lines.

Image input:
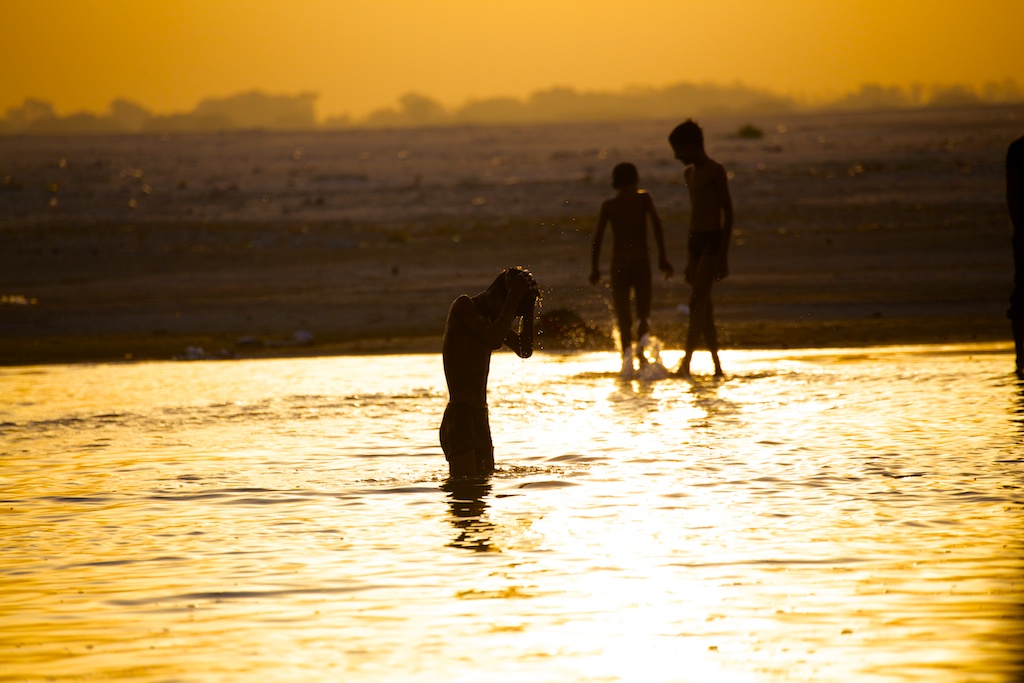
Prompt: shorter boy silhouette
<box><xmin>589</xmin><ymin>162</ymin><xmax>673</xmax><ymax>375</ymax></box>
<box><xmin>668</xmin><ymin>120</ymin><xmax>733</xmax><ymax>378</ymax></box>
<box><xmin>440</xmin><ymin>267</ymin><xmax>539</xmax><ymax>478</ymax></box>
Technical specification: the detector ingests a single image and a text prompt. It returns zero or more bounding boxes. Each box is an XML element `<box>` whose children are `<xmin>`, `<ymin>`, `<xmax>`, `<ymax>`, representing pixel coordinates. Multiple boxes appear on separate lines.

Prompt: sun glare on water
<box><xmin>1</xmin><ymin>345</ymin><xmax>1021</xmax><ymax>681</ymax></box>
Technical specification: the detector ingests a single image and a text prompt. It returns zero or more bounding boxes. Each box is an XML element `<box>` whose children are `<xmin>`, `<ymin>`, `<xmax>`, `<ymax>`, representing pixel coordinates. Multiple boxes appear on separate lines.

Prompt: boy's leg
<box><xmin>678</xmin><ymin>281</ymin><xmax>705</xmax><ymax>376</ymax></box>
<box><xmin>677</xmin><ymin>290</ymin><xmax>700</xmax><ymax>376</ymax></box>
<box><xmin>611</xmin><ymin>272</ymin><xmax>634</xmax><ymax>362</ymax></box>
<box><xmin>679</xmin><ymin>255</ymin><xmax>717</xmax><ymax>376</ymax></box>
<box><xmin>704</xmin><ymin>295</ymin><xmax>724</xmax><ymax>376</ymax></box>
<box><xmin>635</xmin><ymin>268</ymin><xmax>652</xmax><ymax>365</ymax></box>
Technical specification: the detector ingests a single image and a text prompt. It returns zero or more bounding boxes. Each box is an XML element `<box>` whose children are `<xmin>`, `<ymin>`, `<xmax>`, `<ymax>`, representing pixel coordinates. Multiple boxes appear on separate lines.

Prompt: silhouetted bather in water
<box><xmin>669</xmin><ymin>120</ymin><xmax>734</xmax><ymax>378</ymax></box>
<box><xmin>440</xmin><ymin>267</ymin><xmax>539</xmax><ymax>478</ymax></box>
<box><xmin>1007</xmin><ymin>134</ymin><xmax>1024</xmax><ymax>376</ymax></box>
<box><xmin>589</xmin><ymin>162</ymin><xmax>673</xmax><ymax>376</ymax></box>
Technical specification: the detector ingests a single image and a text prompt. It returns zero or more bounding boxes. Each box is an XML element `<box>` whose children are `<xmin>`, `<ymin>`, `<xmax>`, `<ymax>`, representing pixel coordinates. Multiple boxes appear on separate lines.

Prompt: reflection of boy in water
<box><xmin>669</xmin><ymin>120</ymin><xmax>733</xmax><ymax>378</ymax></box>
<box><xmin>1008</xmin><ymin>135</ymin><xmax>1024</xmax><ymax>376</ymax></box>
<box><xmin>441</xmin><ymin>267</ymin><xmax>539</xmax><ymax>478</ymax></box>
<box><xmin>589</xmin><ymin>162</ymin><xmax>673</xmax><ymax>374</ymax></box>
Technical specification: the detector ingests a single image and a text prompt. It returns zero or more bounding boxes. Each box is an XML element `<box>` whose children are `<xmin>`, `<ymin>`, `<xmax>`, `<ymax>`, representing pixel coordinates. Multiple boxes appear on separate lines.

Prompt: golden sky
<box><xmin>2</xmin><ymin>0</ymin><xmax>1020</xmax><ymax>119</ymax></box>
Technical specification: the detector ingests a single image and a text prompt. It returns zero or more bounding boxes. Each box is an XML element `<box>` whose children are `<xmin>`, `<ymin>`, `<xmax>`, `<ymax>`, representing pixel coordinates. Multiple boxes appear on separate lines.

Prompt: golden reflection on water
<box><xmin>1</xmin><ymin>344</ymin><xmax>1022</xmax><ymax>682</ymax></box>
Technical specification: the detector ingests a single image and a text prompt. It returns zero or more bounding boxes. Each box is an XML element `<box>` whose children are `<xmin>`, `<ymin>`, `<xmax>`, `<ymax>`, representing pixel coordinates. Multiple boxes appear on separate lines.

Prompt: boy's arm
<box><xmin>716</xmin><ymin>164</ymin><xmax>734</xmax><ymax>279</ymax></box>
<box><xmin>645</xmin><ymin>193</ymin><xmax>673</xmax><ymax>278</ymax></box>
<box><xmin>503</xmin><ymin>294</ymin><xmax>536</xmax><ymax>358</ymax></box>
<box><xmin>590</xmin><ymin>204</ymin><xmax>608</xmax><ymax>283</ymax></box>
<box><xmin>452</xmin><ymin>292</ymin><xmax>524</xmax><ymax>351</ymax></box>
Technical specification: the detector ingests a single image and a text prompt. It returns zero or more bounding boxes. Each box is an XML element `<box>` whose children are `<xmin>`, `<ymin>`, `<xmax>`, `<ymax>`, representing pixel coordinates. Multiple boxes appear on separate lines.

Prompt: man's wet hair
<box><xmin>611</xmin><ymin>162</ymin><xmax>639</xmax><ymax>189</ymax></box>
<box><xmin>668</xmin><ymin>119</ymin><xmax>704</xmax><ymax>150</ymax></box>
<box><xmin>486</xmin><ymin>266</ymin><xmax>540</xmax><ymax>317</ymax></box>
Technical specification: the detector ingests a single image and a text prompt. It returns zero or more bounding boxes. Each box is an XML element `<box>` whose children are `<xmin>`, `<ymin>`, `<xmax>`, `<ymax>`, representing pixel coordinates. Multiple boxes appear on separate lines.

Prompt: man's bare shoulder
<box><xmin>445</xmin><ymin>295</ymin><xmax>484</xmax><ymax>346</ymax></box>
<box><xmin>448</xmin><ymin>294</ymin><xmax>476</xmax><ymax>319</ymax></box>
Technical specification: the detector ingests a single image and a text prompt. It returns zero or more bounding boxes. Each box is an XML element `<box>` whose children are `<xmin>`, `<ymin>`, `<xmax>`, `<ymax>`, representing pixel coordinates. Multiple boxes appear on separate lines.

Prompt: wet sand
<box><xmin>1</xmin><ymin>105</ymin><xmax>1019</xmax><ymax>365</ymax></box>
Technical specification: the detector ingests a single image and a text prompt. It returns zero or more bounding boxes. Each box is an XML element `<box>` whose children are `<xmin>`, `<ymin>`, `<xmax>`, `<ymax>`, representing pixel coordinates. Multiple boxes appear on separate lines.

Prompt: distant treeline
<box><xmin>3</xmin><ymin>80</ymin><xmax>1022</xmax><ymax>135</ymax></box>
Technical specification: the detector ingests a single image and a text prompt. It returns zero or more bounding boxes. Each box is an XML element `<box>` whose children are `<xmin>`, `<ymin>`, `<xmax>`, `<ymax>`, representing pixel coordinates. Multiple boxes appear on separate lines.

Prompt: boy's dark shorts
<box><xmin>688</xmin><ymin>230</ymin><xmax>722</xmax><ymax>259</ymax></box>
<box><xmin>440</xmin><ymin>402</ymin><xmax>494</xmax><ymax>474</ymax></box>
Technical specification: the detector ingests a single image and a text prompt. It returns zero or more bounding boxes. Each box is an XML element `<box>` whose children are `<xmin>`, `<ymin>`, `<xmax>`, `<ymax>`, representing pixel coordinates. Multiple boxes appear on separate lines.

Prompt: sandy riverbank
<box><xmin>0</xmin><ymin>215</ymin><xmax>1014</xmax><ymax>366</ymax></box>
<box><xmin>1</xmin><ymin>107</ymin><xmax>1020</xmax><ymax>365</ymax></box>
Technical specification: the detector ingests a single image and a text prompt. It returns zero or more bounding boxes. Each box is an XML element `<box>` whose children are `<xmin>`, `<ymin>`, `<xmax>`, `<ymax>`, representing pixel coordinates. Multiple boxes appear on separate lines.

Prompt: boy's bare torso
<box><xmin>686</xmin><ymin>160</ymin><xmax>727</xmax><ymax>233</ymax></box>
<box><xmin>603</xmin><ymin>191</ymin><xmax>652</xmax><ymax>263</ymax></box>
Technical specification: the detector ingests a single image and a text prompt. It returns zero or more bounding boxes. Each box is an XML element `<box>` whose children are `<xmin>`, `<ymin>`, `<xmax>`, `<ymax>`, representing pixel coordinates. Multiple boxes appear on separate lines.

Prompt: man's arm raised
<box><xmin>503</xmin><ymin>294</ymin><xmax>536</xmax><ymax>358</ymax></box>
<box><xmin>453</xmin><ymin>271</ymin><xmax>535</xmax><ymax>350</ymax></box>
<box><xmin>451</xmin><ymin>295</ymin><xmax>516</xmax><ymax>350</ymax></box>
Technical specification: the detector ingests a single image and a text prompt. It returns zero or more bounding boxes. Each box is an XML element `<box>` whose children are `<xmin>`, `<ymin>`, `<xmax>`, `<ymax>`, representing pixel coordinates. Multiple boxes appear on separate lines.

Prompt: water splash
<box><xmin>616</xmin><ymin>334</ymin><xmax>671</xmax><ymax>380</ymax></box>
<box><xmin>636</xmin><ymin>334</ymin><xmax>670</xmax><ymax>380</ymax></box>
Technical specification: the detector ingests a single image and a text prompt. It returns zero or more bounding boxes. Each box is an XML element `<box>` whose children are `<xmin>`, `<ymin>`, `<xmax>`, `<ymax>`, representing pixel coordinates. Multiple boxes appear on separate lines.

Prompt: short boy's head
<box><xmin>611</xmin><ymin>162</ymin><xmax>639</xmax><ymax>189</ymax></box>
<box><xmin>668</xmin><ymin>119</ymin><xmax>704</xmax><ymax>164</ymax></box>
<box><xmin>483</xmin><ymin>266</ymin><xmax>539</xmax><ymax>318</ymax></box>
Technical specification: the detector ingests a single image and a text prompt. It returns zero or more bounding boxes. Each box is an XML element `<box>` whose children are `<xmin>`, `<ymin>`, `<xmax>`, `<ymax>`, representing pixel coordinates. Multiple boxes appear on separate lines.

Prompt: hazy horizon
<box><xmin>4</xmin><ymin>1</ymin><xmax>1020</xmax><ymax>125</ymax></box>
<box><xmin>4</xmin><ymin>77</ymin><xmax>1022</xmax><ymax>135</ymax></box>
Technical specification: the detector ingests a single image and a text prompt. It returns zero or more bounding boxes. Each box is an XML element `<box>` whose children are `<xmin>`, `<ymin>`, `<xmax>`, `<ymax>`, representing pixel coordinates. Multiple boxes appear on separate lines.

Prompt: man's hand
<box><xmin>508</xmin><ymin>268</ymin><xmax>536</xmax><ymax>298</ymax></box>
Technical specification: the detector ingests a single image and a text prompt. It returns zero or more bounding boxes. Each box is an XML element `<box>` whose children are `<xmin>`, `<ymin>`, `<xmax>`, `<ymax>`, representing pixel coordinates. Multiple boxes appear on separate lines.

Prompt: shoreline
<box><xmin>1</xmin><ymin>316</ymin><xmax>1012</xmax><ymax>367</ymax></box>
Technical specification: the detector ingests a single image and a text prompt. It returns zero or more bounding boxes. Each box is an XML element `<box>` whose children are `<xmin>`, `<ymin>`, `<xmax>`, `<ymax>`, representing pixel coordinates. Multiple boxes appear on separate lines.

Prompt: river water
<box><xmin>2</xmin><ymin>345</ymin><xmax>1022</xmax><ymax>682</ymax></box>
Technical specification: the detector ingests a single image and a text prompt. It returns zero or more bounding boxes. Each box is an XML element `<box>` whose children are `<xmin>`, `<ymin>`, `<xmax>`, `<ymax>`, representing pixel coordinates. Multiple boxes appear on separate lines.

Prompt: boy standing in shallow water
<box><xmin>441</xmin><ymin>267</ymin><xmax>539</xmax><ymax>478</ymax></box>
<box><xmin>589</xmin><ymin>162</ymin><xmax>673</xmax><ymax>375</ymax></box>
<box><xmin>669</xmin><ymin>120</ymin><xmax>734</xmax><ymax>378</ymax></box>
